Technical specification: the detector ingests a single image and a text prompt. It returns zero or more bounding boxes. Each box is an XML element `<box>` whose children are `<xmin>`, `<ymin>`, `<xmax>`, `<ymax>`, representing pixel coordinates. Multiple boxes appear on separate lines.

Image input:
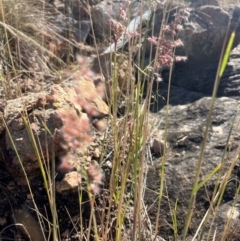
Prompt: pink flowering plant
<box><xmin>148</xmin><ymin>7</ymin><xmax>190</xmax><ymax>71</ymax></box>
<box><xmin>108</xmin><ymin>19</ymin><xmax>139</xmax><ymax>45</ymax></box>
<box><xmin>108</xmin><ymin>0</ymin><xmax>139</xmax><ymax>48</ymax></box>
<box><xmin>58</xmin><ymin>57</ymin><xmax>105</xmax><ymax>195</ymax></box>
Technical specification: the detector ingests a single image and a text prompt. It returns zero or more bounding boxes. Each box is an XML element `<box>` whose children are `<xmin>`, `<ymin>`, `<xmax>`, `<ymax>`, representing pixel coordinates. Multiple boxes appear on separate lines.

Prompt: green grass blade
<box><xmin>219</xmin><ymin>32</ymin><xmax>235</xmax><ymax>78</ymax></box>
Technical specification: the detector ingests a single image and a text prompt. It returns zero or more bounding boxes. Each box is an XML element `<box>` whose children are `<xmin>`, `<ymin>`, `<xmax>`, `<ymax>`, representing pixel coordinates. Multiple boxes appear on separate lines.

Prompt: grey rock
<box><xmin>103</xmin><ymin>10</ymin><xmax>151</xmax><ymax>54</ymax></box>
<box><xmin>73</xmin><ymin>20</ymin><xmax>91</xmax><ymax>43</ymax></box>
<box><xmin>146</xmin><ymin>96</ymin><xmax>240</xmax><ymax>239</ymax></box>
<box><xmin>91</xmin><ymin>0</ymin><xmax>149</xmax><ymax>41</ymax></box>
<box><xmin>180</xmin><ymin>5</ymin><xmax>239</xmax><ymax>65</ymax></box>
<box><xmin>187</xmin><ymin>0</ymin><xmax>219</xmax><ymax>8</ymax></box>
<box><xmin>52</xmin><ymin>0</ymin><xmax>101</xmax><ymax>20</ymax></box>
<box><xmin>218</xmin><ymin>43</ymin><xmax>240</xmax><ymax>99</ymax></box>
<box><xmin>150</xmin><ymin>138</ymin><xmax>164</xmax><ymax>156</ymax></box>
<box><xmin>202</xmin><ymin>196</ymin><xmax>240</xmax><ymax>240</ymax></box>
<box><xmin>161</xmin><ymin>43</ymin><xmax>240</xmax><ymax>102</ymax></box>
<box><xmin>150</xmin><ymin>4</ymin><xmax>240</xmax><ymax>67</ymax></box>
<box><xmin>150</xmin><ymin>82</ymin><xmax>206</xmax><ymax>111</ymax></box>
<box><xmin>145</xmin><ymin>6</ymin><xmax>240</xmax><ymax>239</ymax></box>
<box><xmin>90</xmin><ymin>1</ymin><xmax>120</xmax><ymax>41</ymax></box>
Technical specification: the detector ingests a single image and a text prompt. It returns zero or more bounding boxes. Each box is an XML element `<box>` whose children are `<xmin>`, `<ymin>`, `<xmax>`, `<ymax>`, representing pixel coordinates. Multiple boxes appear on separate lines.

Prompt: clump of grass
<box><xmin>0</xmin><ymin>0</ymin><xmax>78</xmax><ymax>99</ymax></box>
<box><xmin>88</xmin><ymin>2</ymin><xmax>191</xmax><ymax>240</ymax></box>
<box><xmin>2</xmin><ymin>0</ymin><xmax>240</xmax><ymax>241</ymax></box>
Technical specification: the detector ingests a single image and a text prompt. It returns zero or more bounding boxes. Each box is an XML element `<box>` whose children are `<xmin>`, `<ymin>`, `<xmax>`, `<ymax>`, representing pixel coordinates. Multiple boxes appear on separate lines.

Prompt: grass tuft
<box><xmin>1</xmin><ymin>0</ymin><xmax>240</xmax><ymax>240</ymax></box>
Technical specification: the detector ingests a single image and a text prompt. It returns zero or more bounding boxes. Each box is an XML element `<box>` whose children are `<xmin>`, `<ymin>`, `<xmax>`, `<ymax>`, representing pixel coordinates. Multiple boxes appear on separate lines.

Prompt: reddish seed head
<box><xmin>58</xmin><ymin>55</ymin><xmax>107</xmax><ymax>191</ymax></box>
<box><xmin>58</xmin><ymin>162</ymin><xmax>72</xmax><ymax>173</ymax></box>
<box><xmin>87</xmin><ymin>162</ymin><xmax>103</xmax><ymax>194</ymax></box>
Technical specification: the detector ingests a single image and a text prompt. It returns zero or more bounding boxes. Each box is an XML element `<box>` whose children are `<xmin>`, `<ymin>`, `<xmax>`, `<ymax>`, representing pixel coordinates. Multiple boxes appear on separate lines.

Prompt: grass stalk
<box><xmin>2</xmin><ymin>115</ymin><xmax>47</xmax><ymax>240</ymax></box>
<box><xmin>182</xmin><ymin>26</ymin><xmax>235</xmax><ymax>240</ymax></box>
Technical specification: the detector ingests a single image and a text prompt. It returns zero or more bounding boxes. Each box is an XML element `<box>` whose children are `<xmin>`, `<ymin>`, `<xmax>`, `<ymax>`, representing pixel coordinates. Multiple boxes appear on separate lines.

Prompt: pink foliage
<box><xmin>148</xmin><ymin>7</ymin><xmax>190</xmax><ymax>69</ymax></box>
<box><xmin>58</xmin><ymin>58</ymin><xmax>106</xmax><ymax>194</ymax></box>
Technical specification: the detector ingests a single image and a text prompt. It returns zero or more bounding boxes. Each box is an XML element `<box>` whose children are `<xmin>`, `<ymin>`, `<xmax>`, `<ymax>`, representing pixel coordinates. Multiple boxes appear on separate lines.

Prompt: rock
<box><xmin>4</xmin><ymin>76</ymin><xmax>108</xmax><ymax>184</ymax></box>
<box><xmin>150</xmin><ymin>138</ymin><xmax>164</xmax><ymax>156</ymax></box>
<box><xmin>188</xmin><ymin>0</ymin><xmax>219</xmax><ymax>8</ymax></box>
<box><xmin>93</xmin><ymin>148</ymin><xmax>100</xmax><ymax>158</ymax></box>
<box><xmin>0</xmin><ymin>217</ymin><xmax>6</xmax><ymax>226</ymax></box>
<box><xmin>4</xmin><ymin>88</ymin><xmax>69</xmax><ymax>184</ymax></box>
<box><xmin>51</xmin><ymin>0</ymin><xmax>99</xmax><ymax>20</ymax></box>
<box><xmin>218</xmin><ymin>43</ymin><xmax>240</xmax><ymax>99</ymax></box>
<box><xmin>180</xmin><ymin>5</ymin><xmax>230</xmax><ymax>64</ymax></box>
<box><xmin>91</xmin><ymin>53</ymin><xmax>112</xmax><ymax>79</ymax></box>
<box><xmin>71</xmin><ymin>75</ymin><xmax>109</xmax><ymax>116</ymax></box>
<box><xmin>202</xmin><ymin>197</ymin><xmax>240</xmax><ymax>240</ymax></box>
<box><xmin>150</xmin><ymin>82</ymin><xmax>206</xmax><ymax>111</ymax></box>
<box><xmin>145</xmin><ymin>12</ymin><xmax>240</xmax><ymax>239</ymax></box>
<box><xmin>159</xmin><ymin>42</ymin><xmax>240</xmax><ymax>103</ymax></box>
<box><xmin>90</xmin><ymin>1</ymin><xmax>116</xmax><ymax>41</ymax></box>
<box><xmin>14</xmin><ymin>208</ymin><xmax>45</xmax><ymax>241</ymax></box>
<box><xmin>91</xmin><ymin>0</ymin><xmax>149</xmax><ymax>41</ymax></box>
<box><xmin>56</xmin><ymin>171</ymin><xmax>81</xmax><ymax>192</ymax></box>
<box><xmin>146</xmin><ymin>96</ymin><xmax>240</xmax><ymax>239</ymax></box>
<box><xmin>102</xmin><ymin>9</ymin><xmax>151</xmax><ymax>54</ymax></box>
<box><xmin>73</xmin><ymin>20</ymin><xmax>91</xmax><ymax>44</ymax></box>
<box><xmin>148</xmin><ymin>4</ymin><xmax>240</xmax><ymax>69</ymax></box>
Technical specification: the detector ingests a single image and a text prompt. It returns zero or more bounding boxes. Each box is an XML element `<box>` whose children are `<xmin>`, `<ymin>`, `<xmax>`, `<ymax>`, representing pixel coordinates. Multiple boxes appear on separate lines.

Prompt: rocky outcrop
<box><xmin>45</xmin><ymin>2</ymin><xmax>240</xmax><ymax>106</ymax></box>
<box><xmin>90</xmin><ymin>0</ymin><xmax>149</xmax><ymax>41</ymax></box>
<box><xmin>164</xmin><ymin>41</ymin><xmax>240</xmax><ymax>99</ymax></box>
<box><xmin>50</xmin><ymin>0</ymin><xmax>149</xmax><ymax>43</ymax></box>
<box><xmin>1</xmin><ymin>1</ymin><xmax>240</xmax><ymax>240</ymax></box>
<box><xmin>146</xmin><ymin>96</ymin><xmax>240</xmax><ymax>240</ymax></box>
<box><xmin>144</xmin><ymin>4</ymin><xmax>240</xmax><ymax>239</ymax></box>
<box><xmin>145</xmin><ymin>19</ymin><xmax>240</xmax><ymax>238</ymax></box>
<box><xmin>188</xmin><ymin>0</ymin><xmax>219</xmax><ymax>8</ymax></box>
<box><xmin>148</xmin><ymin>4</ymin><xmax>240</xmax><ymax>70</ymax></box>
<box><xmin>4</xmin><ymin>76</ymin><xmax>108</xmax><ymax>185</ymax></box>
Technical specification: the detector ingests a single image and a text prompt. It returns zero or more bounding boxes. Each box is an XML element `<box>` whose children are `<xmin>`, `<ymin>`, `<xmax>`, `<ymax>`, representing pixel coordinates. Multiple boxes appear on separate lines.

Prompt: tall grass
<box><xmin>1</xmin><ymin>0</ymin><xmax>240</xmax><ymax>241</ymax></box>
